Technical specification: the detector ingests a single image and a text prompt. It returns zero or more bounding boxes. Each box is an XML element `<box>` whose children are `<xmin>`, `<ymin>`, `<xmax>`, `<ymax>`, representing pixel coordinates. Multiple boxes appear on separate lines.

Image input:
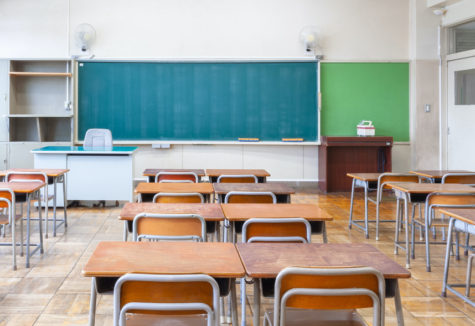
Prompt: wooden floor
<box><xmin>0</xmin><ymin>191</ymin><xmax>474</xmax><ymax>325</ymax></box>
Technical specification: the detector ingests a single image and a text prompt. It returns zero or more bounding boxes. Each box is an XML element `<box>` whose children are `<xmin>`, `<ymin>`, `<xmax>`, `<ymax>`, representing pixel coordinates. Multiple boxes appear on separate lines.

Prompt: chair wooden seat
<box><xmin>122</xmin><ymin>313</ymin><xmax>209</xmax><ymax>326</ymax></box>
<box><xmin>264</xmin><ymin>308</ymin><xmax>368</xmax><ymax>326</ymax></box>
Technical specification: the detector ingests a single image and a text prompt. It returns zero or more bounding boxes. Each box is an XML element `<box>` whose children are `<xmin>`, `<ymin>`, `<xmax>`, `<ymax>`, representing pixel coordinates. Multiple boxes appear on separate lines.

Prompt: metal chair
<box><xmin>242</xmin><ymin>218</ymin><xmax>311</xmax><ymax>244</ymax></box>
<box><xmin>113</xmin><ymin>273</ymin><xmax>220</xmax><ymax>326</ymax></box>
<box><xmin>153</xmin><ymin>192</ymin><xmax>204</xmax><ymax>204</ymax></box>
<box><xmin>442</xmin><ymin>173</ymin><xmax>475</xmax><ymax>256</ymax></box>
<box><xmin>442</xmin><ymin>217</ymin><xmax>475</xmax><ymax>306</ymax></box>
<box><xmin>263</xmin><ymin>266</ymin><xmax>385</xmax><ymax>326</ymax></box>
<box><xmin>5</xmin><ymin>171</ymin><xmax>48</xmax><ymax>244</ymax></box>
<box><xmin>0</xmin><ymin>188</ymin><xmax>22</xmax><ymax>270</ymax></box>
<box><xmin>349</xmin><ymin>173</ymin><xmax>419</xmax><ymax>240</ymax></box>
<box><xmin>132</xmin><ymin>213</ymin><xmax>206</xmax><ymax>242</ymax></box>
<box><xmin>240</xmin><ymin>218</ymin><xmax>311</xmax><ymax>324</ymax></box>
<box><xmin>217</xmin><ymin>174</ymin><xmax>258</xmax><ymax>183</ymax></box>
<box><xmin>412</xmin><ymin>192</ymin><xmax>475</xmax><ymax>272</ymax></box>
<box><xmin>83</xmin><ymin>128</ymin><xmax>113</xmax><ymax>148</ymax></box>
<box><xmin>155</xmin><ymin>171</ymin><xmax>199</xmax><ymax>183</ymax></box>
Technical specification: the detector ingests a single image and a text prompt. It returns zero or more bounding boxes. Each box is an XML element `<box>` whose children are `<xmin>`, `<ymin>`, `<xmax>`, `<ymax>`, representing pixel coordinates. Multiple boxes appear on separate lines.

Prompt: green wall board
<box><xmin>78</xmin><ymin>61</ymin><xmax>318</xmax><ymax>142</ymax></box>
<box><xmin>320</xmin><ymin>62</ymin><xmax>409</xmax><ymax>141</ymax></box>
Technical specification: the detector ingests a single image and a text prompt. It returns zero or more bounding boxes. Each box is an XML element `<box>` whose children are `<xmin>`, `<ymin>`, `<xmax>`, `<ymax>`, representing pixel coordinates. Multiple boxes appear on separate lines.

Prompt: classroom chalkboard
<box><xmin>77</xmin><ymin>61</ymin><xmax>318</xmax><ymax>142</ymax></box>
<box><xmin>320</xmin><ymin>62</ymin><xmax>409</xmax><ymax>141</ymax></box>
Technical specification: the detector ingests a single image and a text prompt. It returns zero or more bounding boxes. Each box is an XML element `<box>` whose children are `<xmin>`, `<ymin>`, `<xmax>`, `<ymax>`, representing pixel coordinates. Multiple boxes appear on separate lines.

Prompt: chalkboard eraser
<box><xmin>238</xmin><ymin>138</ymin><xmax>260</xmax><ymax>142</ymax></box>
<box><xmin>282</xmin><ymin>138</ymin><xmax>304</xmax><ymax>142</ymax></box>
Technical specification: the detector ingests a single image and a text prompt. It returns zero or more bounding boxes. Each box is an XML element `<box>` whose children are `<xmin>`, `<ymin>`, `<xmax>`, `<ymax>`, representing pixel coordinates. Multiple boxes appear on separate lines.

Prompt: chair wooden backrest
<box><xmin>217</xmin><ymin>174</ymin><xmax>258</xmax><ymax>183</ymax></box>
<box><xmin>153</xmin><ymin>192</ymin><xmax>204</xmax><ymax>204</ymax></box>
<box><xmin>425</xmin><ymin>192</ymin><xmax>475</xmax><ymax>226</ymax></box>
<box><xmin>6</xmin><ymin>171</ymin><xmax>47</xmax><ymax>184</ymax></box>
<box><xmin>242</xmin><ymin>218</ymin><xmax>311</xmax><ymax>243</ymax></box>
<box><xmin>224</xmin><ymin>191</ymin><xmax>276</xmax><ymax>204</ymax></box>
<box><xmin>442</xmin><ymin>173</ymin><xmax>475</xmax><ymax>185</ymax></box>
<box><xmin>274</xmin><ymin>266</ymin><xmax>385</xmax><ymax>326</ymax></box>
<box><xmin>377</xmin><ymin>173</ymin><xmax>419</xmax><ymax>199</ymax></box>
<box><xmin>113</xmin><ymin>273</ymin><xmax>220</xmax><ymax>326</ymax></box>
<box><xmin>155</xmin><ymin>172</ymin><xmax>199</xmax><ymax>183</ymax></box>
<box><xmin>0</xmin><ymin>188</ymin><xmax>15</xmax><ymax>224</ymax></box>
<box><xmin>132</xmin><ymin>213</ymin><xmax>206</xmax><ymax>242</ymax></box>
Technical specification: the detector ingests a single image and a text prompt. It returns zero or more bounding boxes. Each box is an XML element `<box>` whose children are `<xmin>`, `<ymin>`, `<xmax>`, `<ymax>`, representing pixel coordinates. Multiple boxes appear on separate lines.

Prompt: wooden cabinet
<box><xmin>318</xmin><ymin>136</ymin><xmax>393</xmax><ymax>192</ymax></box>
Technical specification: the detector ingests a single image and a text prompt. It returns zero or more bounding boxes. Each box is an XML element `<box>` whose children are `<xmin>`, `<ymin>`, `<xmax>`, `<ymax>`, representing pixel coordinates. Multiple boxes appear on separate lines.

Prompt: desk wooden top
<box><xmin>409</xmin><ymin>170</ymin><xmax>471</xmax><ymax>179</ymax></box>
<box><xmin>236</xmin><ymin>243</ymin><xmax>410</xmax><ymax>279</ymax></box>
<box><xmin>0</xmin><ymin>182</ymin><xmax>45</xmax><ymax>193</ymax></box>
<box><xmin>346</xmin><ymin>173</ymin><xmax>382</xmax><ymax>181</ymax></box>
<box><xmin>213</xmin><ymin>183</ymin><xmax>295</xmax><ymax>195</ymax></box>
<box><xmin>206</xmin><ymin>169</ymin><xmax>270</xmax><ymax>177</ymax></box>
<box><xmin>221</xmin><ymin>204</ymin><xmax>332</xmax><ymax>222</ymax></box>
<box><xmin>386</xmin><ymin>182</ymin><xmax>475</xmax><ymax>194</ymax></box>
<box><xmin>119</xmin><ymin>203</ymin><xmax>224</xmax><ymax>221</ymax></box>
<box><xmin>135</xmin><ymin>182</ymin><xmax>214</xmax><ymax>194</ymax></box>
<box><xmin>0</xmin><ymin>168</ymin><xmax>69</xmax><ymax>178</ymax></box>
<box><xmin>439</xmin><ymin>208</ymin><xmax>475</xmax><ymax>226</ymax></box>
<box><xmin>143</xmin><ymin>169</ymin><xmax>206</xmax><ymax>177</ymax></box>
<box><xmin>82</xmin><ymin>241</ymin><xmax>245</xmax><ymax>278</ymax></box>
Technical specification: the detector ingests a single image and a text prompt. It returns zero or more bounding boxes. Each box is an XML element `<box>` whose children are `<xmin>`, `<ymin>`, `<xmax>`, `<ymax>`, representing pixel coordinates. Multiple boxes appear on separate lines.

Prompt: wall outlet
<box><xmin>424</xmin><ymin>104</ymin><xmax>431</xmax><ymax>112</ymax></box>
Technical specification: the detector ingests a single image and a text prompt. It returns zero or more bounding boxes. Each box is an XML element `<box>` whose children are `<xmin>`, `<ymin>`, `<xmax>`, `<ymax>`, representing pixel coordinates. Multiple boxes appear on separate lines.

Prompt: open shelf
<box><xmin>9</xmin><ymin>72</ymin><xmax>72</xmax><ymax>77</ymax></box>
<box><xmin>8</xmin><ymin>115</ymin><xmax>72</xmax><ymax>142</ymax></box>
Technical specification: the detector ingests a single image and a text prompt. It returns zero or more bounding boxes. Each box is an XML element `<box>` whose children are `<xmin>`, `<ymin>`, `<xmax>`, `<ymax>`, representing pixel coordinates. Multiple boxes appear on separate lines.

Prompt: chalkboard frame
<box><xmin>76</xmin><ymin>59</ymin><xmax>320</xmax><ymax>144</ymax></box>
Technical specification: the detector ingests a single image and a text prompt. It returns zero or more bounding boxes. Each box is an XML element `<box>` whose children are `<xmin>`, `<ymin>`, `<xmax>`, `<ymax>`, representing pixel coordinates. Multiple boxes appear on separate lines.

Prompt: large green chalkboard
<box><xmin>78</xmin><ymin>61</ymin><xmax>318</xmax><ymax>142</ymax></box>
<box><xmin>320</xmin><ymin>62</ymin><xmax>409</xmax><ymax>141</ymax></box>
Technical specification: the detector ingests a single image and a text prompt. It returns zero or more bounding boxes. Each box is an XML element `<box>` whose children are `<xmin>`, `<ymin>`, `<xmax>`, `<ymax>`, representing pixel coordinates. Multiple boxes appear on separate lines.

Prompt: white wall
<box><xmin>0</xmin><ymin>0</ymin><xmax>411</xmax><ymax>180</ymax></box>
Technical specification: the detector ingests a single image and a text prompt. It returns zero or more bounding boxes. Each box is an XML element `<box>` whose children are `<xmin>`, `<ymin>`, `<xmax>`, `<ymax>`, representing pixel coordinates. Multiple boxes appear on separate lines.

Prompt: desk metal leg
<box><xmin>322</xmin><ymin>221</ymin><xmax>328</xmax><ymax>243</ymax></box>
<box><xmin>89</xmin><ymin>277</ymin><xmax>97</xmax><ymax>326</ymax></box>
<box><xmin>26</xmin><ymin>193</ymin><xmax>31</xmax><ymax>268</ymax></box>
<box><xmin>123</xmin><ymin>221</ymin><xmax>128</xmax><ymax>241</ymax></box>
<box><xmin>62</xmin><ymin>175</ymin><xmax>68</xmax><ymax>228</ymax></box>
<box><xmin>394</xmin><ymin>280</ymin><xmax>405</xmax><ymax>326</ymax></box>
<box><xmin>52</xmin><ymin>177</ymin><xmax>57</xmax><ymax>237</ymax></box>
<box><xmin>253</xmin><ymin>279</ymin><xmax>260</xmax><ymax>326</ymax></box>
<box><xmin>230</xmin><ymin>278</ymin><xmax>238</xmax><ymax>326</ymax></box>
<box><xmin>364</xmin><ymin>183</ymin><xmax>369</xmax><ymax>238</ymax></box>
<box><xmin>240</xmin><ymin>277</ymin><xmax>246</xmax><ymax>326</ymax></box>
<box><xmin>38</xmin><ymin>191</ymin><xmax>43</xmax><ymax>254</ymax></box>
<box><xmin>404</xmin><ymin>194</ymin><xmax>410</xmax><ymax>269</ymax></box>
<box><xmin>348</xmin><ymin>178</ymin><xmax>356</xmax><ymax>229</ymax></box>
<box><xmin>442</xmin><ymin>218</ymin><xmax>455</xmax><ymax>298</ymax></box>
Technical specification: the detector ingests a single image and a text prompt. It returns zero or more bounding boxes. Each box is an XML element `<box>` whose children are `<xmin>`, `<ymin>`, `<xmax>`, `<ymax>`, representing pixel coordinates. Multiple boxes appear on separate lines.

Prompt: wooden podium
<box><xmin>318</xmin><ymin>136</ymin><xmax>393</xmax><ymax>192</ymax></box>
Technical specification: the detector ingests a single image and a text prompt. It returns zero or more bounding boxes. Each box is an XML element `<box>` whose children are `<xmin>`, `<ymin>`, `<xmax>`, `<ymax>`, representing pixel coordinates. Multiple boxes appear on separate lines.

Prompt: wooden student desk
<box><xmin>410</xmin><ymin>170</ymin><xmax>472</xmax><ymax>183</ymax></box>
<box><xmin>439</xmin><ymin>208</ymin><xmax>475</xmax><ymax>307</ymax></box>
<box><xmin>83</xmin><ymin>241</ymin><xmax>245</xmax><ymax>326</ymax></box>
<box><xmin>236</xmin><ymin>243</ymin><xmax>410</xmax><ymax>326</ymax></box>
<box><xmin>221</xmin><ymin>203</ymin><xmax>332</xmax><ymax>243</ymax></box>
<box><xmin>0</xmin><ymin>168</ymin><xmax>69</xmax><ymax>238</ymax></box>
<box><xmin>206</xmin><ymin>169</ymin><xmax>270</xmax><ymax>183</ymax></box>
<box><xmin>118</xmin><ymin>202</ymin><xmax>225</xmax><ymax>241</ymax></box>
<box><xmin>213</xmin><ymin>182</ymin><xmax>295</xmax><ymax>203</ymax></box>
<box><xmin>0</xmin><ymin>181</ymin><xmax>45</xmax><ymax>269</ymax></box>
<box><xmin>386</xmin><ymin>182</ymin><xmax>475</xmax><ymax>269</ymax></box>
<box><xmin>143</xmin><ymin>168</ymin><xmax>206</xmax><ymax>182</ymax></box>
<box><xmin>135</xmin><ymin>182</ymin><xmax>214</xmax><ymax>202</ymax></box>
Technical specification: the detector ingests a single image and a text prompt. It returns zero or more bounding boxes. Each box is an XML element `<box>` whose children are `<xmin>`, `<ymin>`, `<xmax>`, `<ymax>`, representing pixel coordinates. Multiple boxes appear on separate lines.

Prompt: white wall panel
<box><xmin>243</xmin><ymin>145</ymin><xmax>304</xmax><ymax>180</ymax></box>
<box><xmin>133</xmin><ymin>145</ymin><xmax>183</xmax><ymax>178</ymax></box>
<box><xmin>182</xmin><ymin>145</ymin><xmax>242</xmax><ymax>169</ymax></box>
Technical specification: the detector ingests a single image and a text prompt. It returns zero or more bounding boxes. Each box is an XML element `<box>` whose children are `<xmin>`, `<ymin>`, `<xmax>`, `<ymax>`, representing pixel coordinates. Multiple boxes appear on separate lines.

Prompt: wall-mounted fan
<box><xmin>74</xmin><ymin>23</ymin><xmax>96</xmax><ymax>53</ymax></box>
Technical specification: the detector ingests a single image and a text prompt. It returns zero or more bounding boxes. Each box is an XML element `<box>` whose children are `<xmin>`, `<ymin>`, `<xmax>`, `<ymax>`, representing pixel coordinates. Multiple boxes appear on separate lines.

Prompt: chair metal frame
<box><xmin>0</xmin><ymin>188</ymin><xmax>22</xmax><ymax>270</ymax></box>
<box><xmin>217</xmin><ymin>174</ymin><xmax>258</xmax><ymax>183</ymax></box>
<box><xmin>240</xmin><ymin>218</ymin><xmax>312</xmax><ymax>325</ymax></box>
<box><xmin>442</xmin><ymin>173</ymin><xmax>475</xmax><ymax>256</ymax></box>
<box><xmin>155</xmin><ymin>171</ymin><xmax>199</xmax><ymax>183</ymax></box>
<box><xmin>113</xmin><ymin>273</ymin><xmax>220</xmax><ymax>326</ymax></box>
<box><xmin>5</xmin><ymin>171</ymin><xmax>61</xmax><ymax>238</ymax></box>
<box><xmin>132</xmin><ymin>213</ymin><xmax>207</xmax><ymax>242</ymax></box>
<box><xmin>152</xmin><ymin>192</ymin><xmax>205</xmax><ymax>203</ymax></box>
<box><xmin>264</xmin><ymin>266</ymin><xmax>385</xmax><ymax>326</ymax></box>
<box><xmin>412</xmin><ymin>192</ymin><xmax>475</xmax><ymax>272</ymax></box>
<box><xmin>242</xmin><ymin>218</ymin><xmax>312</xmax><ymax>244</ymax></box>
<box><xmin>442</xmin><ymin>217</ymin><xmax>475</xmax><ymax>307</ymax></box>
<box><xmin>5</xmin><ymin>171</ymin><xmax>45</xmax><ymax>267</ymax></box>
<box><xmin>349</xmin><ymin>172</ymin><xmax>419</xmax><ymax>240</ymax></box>
<box><xmin>223</xmin><ymin>191</ymin><xmax>277</xmax><ymax>204</ymax></box>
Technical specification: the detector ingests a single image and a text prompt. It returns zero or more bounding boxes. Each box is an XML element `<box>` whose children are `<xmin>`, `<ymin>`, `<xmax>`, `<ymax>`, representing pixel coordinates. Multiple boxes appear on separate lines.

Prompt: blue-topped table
<box><xmin>32</xmin><ymin>146</ymin><xmax>138</xmax><ymax>203</ymax></box>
